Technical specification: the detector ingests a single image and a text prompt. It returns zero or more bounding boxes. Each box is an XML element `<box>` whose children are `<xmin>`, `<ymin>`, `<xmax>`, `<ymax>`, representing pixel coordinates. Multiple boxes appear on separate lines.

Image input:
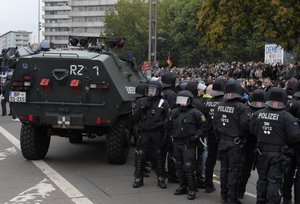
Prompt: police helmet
<box><xmin>293</xmin><ymin>80</ymin><xmax>300</xmax><ymax>98</ymax></box>
<box><xmin>212</xmin><ymin>77</ymin><xmax>227</xmax><ymax>97</ymax></box>
<box><xmin>249</xmin><ymin>89</ymin><xmax>266</xmax><ymax>108</ymax></box>
<box><xmin>185</xmin><ymin>81</ymin><xmax>199</xmax><ymax>97</ymax></box>
<box><xmin>265</xmin><ymin>87</ymin><xmax>287</xmax><ymax>109</ymax></box>
<box><xmin>135</xmin><ymin>83</ymin><xmax>147</xmax><ymax>97</ymax></box>
<box><xmin>161</xmin><ymin>72</ymin><xmax>177</xmax><ymax>88</ymax></box>
<box><xmin>224</xmin><ymin>80</ymin><xmax>243</xmax><ymax>100</ymax></box>
<box><xmin>176</xmin><ymin>90</ymin><xmax>194</xmax><ymax>106</ymax></box>
<box><xmin>146</xmin><ymin>80</ymin><xmax>162</xmax><ymax>97</ymax></box>
<box><xmin>176</xmin><ymin>80</ymin><xmax>189</xmax><ymax>92</ymax></box>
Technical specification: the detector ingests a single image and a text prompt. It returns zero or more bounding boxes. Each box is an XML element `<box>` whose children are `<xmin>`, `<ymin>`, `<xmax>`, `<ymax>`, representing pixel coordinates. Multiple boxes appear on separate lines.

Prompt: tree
<box><xmin>104</xmin><ymin>0</ymin><xmax>149</xmax><ymax>63</ymax></box>
<box><xmin>159</xmin><ymin>0</ymin><xmax>210</xmax><ymax>66</ymax></box>
<box><xmin>197</xmin><ymin>0</ymin><xmax>300</xmax><ymax>61</ymax></box>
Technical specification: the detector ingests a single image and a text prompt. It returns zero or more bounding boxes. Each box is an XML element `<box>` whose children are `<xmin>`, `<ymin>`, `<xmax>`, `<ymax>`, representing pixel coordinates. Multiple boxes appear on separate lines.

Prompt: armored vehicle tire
<box><xmin>20</xmin><ymin>124</ymin><xmax>50</xmax><ymax>160</ymax></box>
<box><xmin>68</xmin><ymin>135</ymin><xmax>83</xmax><ymax>144</ymax></box>
<box><xmin>106</xmin><ymin>119</ymin><xmax>130</xmax><ymax>164</ymax></box>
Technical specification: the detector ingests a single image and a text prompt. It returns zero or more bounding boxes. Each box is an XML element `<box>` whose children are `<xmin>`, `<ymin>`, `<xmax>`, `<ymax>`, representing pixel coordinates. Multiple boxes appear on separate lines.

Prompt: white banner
<box><xmin>264</xmin><ymin>44</ymin><xmax>284</xmax><ymax>64</ymax></box>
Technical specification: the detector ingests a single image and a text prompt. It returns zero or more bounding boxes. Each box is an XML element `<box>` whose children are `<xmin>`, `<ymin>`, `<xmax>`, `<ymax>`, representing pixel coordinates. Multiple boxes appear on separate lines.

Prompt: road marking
<box><xmin>5</xmin><ymin>178</ymin><xmax>55</xmax><ymax>204</ymax></box>
<box><xmin>0</xmin><ymin>147</ymin><xmax>17</xmax><ymax>160</ymax></box>
<box><xmin>0</xmin><ymin>125</ymin><xmax>94</xmax><ymax>204</ymax></box>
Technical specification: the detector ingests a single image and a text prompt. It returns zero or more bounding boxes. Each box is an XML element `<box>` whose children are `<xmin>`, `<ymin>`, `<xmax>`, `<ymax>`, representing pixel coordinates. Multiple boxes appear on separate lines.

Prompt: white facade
<box><xmin>0</xmin><ymin>31</ymin><xmax>32</xmax><ymax>51</ymax></box>
<box><xmin>42</xmin><ymin>0</ymin><xmax>117</xmax><ymax>48</ymax></box>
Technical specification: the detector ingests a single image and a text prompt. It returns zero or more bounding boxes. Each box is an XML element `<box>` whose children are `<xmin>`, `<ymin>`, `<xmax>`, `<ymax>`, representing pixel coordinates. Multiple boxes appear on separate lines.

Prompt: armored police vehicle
<box><xmin>10</xmin><ymin>37</ymin><xmax>145</xmax><ymax>164</ymax></box>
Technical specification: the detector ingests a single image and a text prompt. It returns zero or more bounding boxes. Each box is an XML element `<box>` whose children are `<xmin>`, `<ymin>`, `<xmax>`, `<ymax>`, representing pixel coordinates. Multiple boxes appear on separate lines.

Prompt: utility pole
<box><xmin>148</xmin><ymin>0</ymin><xmax>157</xmax><ymax>65</ymax></box>
<box><xmin>38</xmin><ymin>0</ymin><xmax>41</xmax><ymax>43</ymax></box>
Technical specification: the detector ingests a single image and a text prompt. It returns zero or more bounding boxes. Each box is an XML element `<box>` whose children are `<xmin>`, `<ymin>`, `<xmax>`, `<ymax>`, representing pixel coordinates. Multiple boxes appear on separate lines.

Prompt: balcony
<box><xmin>44</xmin><ymin>22</ymin><xmax>71</xmax><ymax>27</ymax></box>
<box><xmin>69</xmin><ymin>11</ymin><xmax>106</xmax><ymax>17</ymax></box>
<box><xmin>43</xmin><ymin>6</ymin><xmax>71</xmax><ymax>11</ymax></box>
<box><xmin>43</xmin><ymin>0</ymin><xmax>68</xmax><ymax>2</ymax></box>
<box><xmin>43</xmin><ymin>31</ymin><xmax>69</xmax><ymax>36</ymax></box>
<box><xmin>71</xmin><ymin>0</ymin><xmax>117</xmax><ymax>6</ymax></box>
<box><xmin>42</xmin><ymin>14</ymin><xmax>70</xmax><ymax>19</ymax></box>
<box><xmin>71</xmin><ymin>22</ymin><xmax>104</xmax><ymax>27</ymax></box>
<box><xmin>68</xmin><ymin>32</ymin><xmax>100</xmax><ymax>37</ymax></box>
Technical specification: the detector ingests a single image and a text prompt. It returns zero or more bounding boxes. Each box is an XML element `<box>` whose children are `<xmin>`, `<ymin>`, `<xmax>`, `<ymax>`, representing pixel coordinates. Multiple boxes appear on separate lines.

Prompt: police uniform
<box><xmin>161</xmin><ymin>72</ymin><xmax>178</xmax><ymax>183</ymax></box>
<box><xmin>295</xmin><ymin>146</ymin><xmax>300</xmax><ymax>204</ymax></box>
<box><xmin>204</xmin><ymin>77</ymin><xmax>227</xmax><ymax>193</ymax></box>
<box><xmin>250</xmin><ymin>87</ymin><xmax>300</xmax><ymax>204</ymax></box>
<box><xmin>186</xmin><ymin>81</ymin><xmax>210</xmax><ymax>188</ymax></box>
<box><xmin>238</xmin><ymin>89</ymin><xmax>266</xmax><ymax>198</ymax></box>
<box><xmin>282</xmin><ymin>82</ymin><xmax>300</xmax><ymax>204</ymax></box>
<box><xmin>213</xmin><ymin>81</ymin><xmax>249</xmax><ymax>204</ymax></box>
<box><xmin>168</xmin><ymin>90</ymin><xmax>206</xmax><ymax>200</ymax></box>
<box><xmin>132</xmin><ymin>81</ymin><xmax>169</xmax><ymax>189</ymax></box>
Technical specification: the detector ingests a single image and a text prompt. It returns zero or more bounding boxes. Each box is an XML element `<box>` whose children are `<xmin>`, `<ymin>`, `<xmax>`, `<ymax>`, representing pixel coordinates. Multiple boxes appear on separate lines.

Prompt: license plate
<box><xmin>9</xmin><ymin>91</ymin><xmax>26</xmax><ymax>103</ymax></box>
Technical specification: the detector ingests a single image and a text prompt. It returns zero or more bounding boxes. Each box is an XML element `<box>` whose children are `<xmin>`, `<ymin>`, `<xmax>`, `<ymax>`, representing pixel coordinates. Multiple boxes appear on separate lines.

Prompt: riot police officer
<box><xmin>295</xmin><ymin>145</ymin><xmax>300</xmax><ymax>204</ymax></box>
<box><xmin>161</xmin><ymin>72</ymin><xmax>178</xmax><ymax>183</ymax></box>
<box><xmin>185</xmin><ymin>81</ymin><xmax>209</xmax><ymax>188</ymax></box>
<box><xmin>238</xmin><ymin>89</ymin><xmax>266</xmax><ymax>199</ymax></box>
<box><xmin>168</xmin><ymin>90</ymin><xmax>206</xmax><ymax>200</ymax></box>
<box><xmin>282</xmin><ymin>81</ymin><xmax>300</xmax><ymax>204</ymax></box>
<box><xmin>250</xmin><ymin>87</ymin><xmax>300</xmax><ymax>204</ymax></box>
<box><xmin>161</xmin><ymin>72</ymin><xmax>178</xmax><ymax>108</ymax></box>
<box><xmin>132</xmin><ymin>81</ymin><xmax>169</xmax><ymax>189</ymax></box>
<box><xmin>204</xmin><ymin>77</ymin><xmax>227</xmax><ymax>193</ymax></box>
<box><xmin>213</xmin><ymin>80</ymin><xmax>249</xmax><ymax>204</ymax></box>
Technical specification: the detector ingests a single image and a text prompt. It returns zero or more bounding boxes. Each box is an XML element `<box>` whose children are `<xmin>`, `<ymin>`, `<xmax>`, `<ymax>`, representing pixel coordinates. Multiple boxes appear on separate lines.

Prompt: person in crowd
<box><xmin>132</xmin><ymin>81</ymin><xmax>169</xmax><ymax>189</ymax></box>
<box><xmin>204</xmin><ymin>77</ymin><xmax>227</xmax><ymax>194</ymax></box>
<box><xmin>167</xmin><ymin>90</ymin><xmax>206</xmax><ymax>200</ymax></box>
<box><xmin>213</xmin><ymin>80</ymin><xmax>249</xmax><ymax>204</ymax></box>
<box><xmin>238</xmin><ymin>89</ymin><xmax>266</xmax><ymax>199</ymax></box>
<box><xmin>250</xmin><ymin>87</ymin><xmax>300</xmax><ymax>204</ymax></box>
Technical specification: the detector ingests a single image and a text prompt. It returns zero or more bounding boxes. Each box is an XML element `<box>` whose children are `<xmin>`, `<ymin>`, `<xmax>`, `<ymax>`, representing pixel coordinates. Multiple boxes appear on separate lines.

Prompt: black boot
<box><xmin>174</xmin><ymin>186</ymin><xmax>187</xmax><ymax>195</ymax></box>
<box><xmin>133</xmin><ymin>150</ymin><xmax>144</xmax><ymax>188</ymax></box>
<box><xmin>197</xmin><ymin>176</ymin><xmax>206</xmax><ymax>189</ymax></box>
<box><xmin>157</xmin><ymin>177</ymin><xmax>167</xmax><ymax>189</ymax></box>
<box><xmin>132</xmin><ymin>178</ymin><xmax>143</xmax><ymax>188</ymax></box>
<box><xmin>187</xmin><ymin>189</ymin><xmax>196</xmax><ymax>200</ymax></box>
<box><xmin>205</xmin><ymin>185</ymin><xmax>216</xmax><ymax>193</ymax></box>
<box><xmin>186</xmin><ymin>172</ymin><xmax>196</xmax><ymax>200</ymax></box>
<box><xmin>221</xmin><ymin>191</ymin><xmax>228</xmax><ymax>203</ymax></box>
<box><xmin>174</xmin><ymin>168</ymin><xmax>187</xmax><ymax>195</ymax></box>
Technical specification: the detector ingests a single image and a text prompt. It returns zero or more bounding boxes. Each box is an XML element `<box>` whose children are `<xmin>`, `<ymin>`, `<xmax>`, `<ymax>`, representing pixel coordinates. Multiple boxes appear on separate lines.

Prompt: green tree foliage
<box><xmin>197</xmin><ymin>0</ymin><xmax>300</xmax><ymax>61</ymax></box>
<box><xmin>104</xmin><ymin>0</ymin><xmax>210</xmax><ymax>66</ymax></box>
<box><xmin>158</xmin><ymin>0</ymin><xmax>210</xmax><ymax>66</ymax></box>
<box><xmin>104</xmin><ymin>0</ymin><xmax>149</xmax><ymax>63</ymax></box>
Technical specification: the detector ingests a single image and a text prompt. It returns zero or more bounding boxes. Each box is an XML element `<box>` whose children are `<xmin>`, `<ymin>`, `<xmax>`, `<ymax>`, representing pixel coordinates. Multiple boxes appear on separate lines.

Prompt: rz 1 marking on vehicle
<box><xmin>70</xmin><ymin>65</ymin><xmax>84</xmax><ymax>76</ymax></box>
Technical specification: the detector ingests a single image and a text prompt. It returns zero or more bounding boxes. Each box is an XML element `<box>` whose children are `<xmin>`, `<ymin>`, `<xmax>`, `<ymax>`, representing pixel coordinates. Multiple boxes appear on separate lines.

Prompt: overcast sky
<box><xmin>0</xmin><ymin>0</ymin><xmax>43</xmax><ymax>43</ymax></box>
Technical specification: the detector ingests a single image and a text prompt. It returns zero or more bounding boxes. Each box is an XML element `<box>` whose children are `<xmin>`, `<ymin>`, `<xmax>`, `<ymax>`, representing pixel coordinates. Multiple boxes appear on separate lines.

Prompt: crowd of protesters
<box><xmin>152</xmin><ymin>62</ymin><xmax>300</xmax><ymax>86</ymax></box>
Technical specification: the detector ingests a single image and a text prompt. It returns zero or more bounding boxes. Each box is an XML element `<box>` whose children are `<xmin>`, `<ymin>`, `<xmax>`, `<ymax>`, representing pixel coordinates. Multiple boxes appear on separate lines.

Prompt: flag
<box><xmin>166</xmin><ymin>52</ymin><xmax>173</xmax><ymax>67</ymax></box>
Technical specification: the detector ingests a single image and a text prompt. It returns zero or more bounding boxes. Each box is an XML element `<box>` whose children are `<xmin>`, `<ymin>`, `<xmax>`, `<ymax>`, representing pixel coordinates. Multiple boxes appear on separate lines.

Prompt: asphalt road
<box><xmin>0</xmin><ymin>114</ymin><xmax>258</xmax><ymax>204</ymax></box>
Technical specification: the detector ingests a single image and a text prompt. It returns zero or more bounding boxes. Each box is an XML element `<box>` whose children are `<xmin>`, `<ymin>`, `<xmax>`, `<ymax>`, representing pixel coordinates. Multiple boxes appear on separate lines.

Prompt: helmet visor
<box><xmin>176</xmin><ymin>96</ymin><xmax>189</xmax><ymax>106</ymax></box>
<box><xmin>147</xmin><ymin>86</ymin><xmax>158</xmax><ymax>97</ymax></box>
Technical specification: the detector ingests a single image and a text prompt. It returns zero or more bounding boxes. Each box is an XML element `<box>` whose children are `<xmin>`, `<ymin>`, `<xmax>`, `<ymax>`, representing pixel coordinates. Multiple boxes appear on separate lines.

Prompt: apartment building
<box><xmin>42</xmin><ymin>0</ymin><xmax>117</xmax><ymax>48</ymax></box>
<box><xmin>0</xmin><ymin>31</ymin><xmax>32</xmax><ymax>51</ymax></box>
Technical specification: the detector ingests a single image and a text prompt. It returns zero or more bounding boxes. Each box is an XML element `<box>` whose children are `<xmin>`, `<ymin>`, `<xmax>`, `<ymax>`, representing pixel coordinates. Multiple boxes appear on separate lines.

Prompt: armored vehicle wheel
<box><xmin>106</xmin><ymin>119</ymin><xmax>130</xmax><ymax>164</ymax></box>
<box><xmin>20</xmin><ymin>124</ymin><xmax>50</xmax><ymax>160</ymax></box>
<box><xmin>68</xmin><ymin>135</ymin><xmax>83</xmax><ymax>144</ymax></box>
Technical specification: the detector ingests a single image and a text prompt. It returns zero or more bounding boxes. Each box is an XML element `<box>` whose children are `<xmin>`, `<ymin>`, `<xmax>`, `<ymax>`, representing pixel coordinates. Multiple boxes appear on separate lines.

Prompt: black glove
<box><xmin>139</xmin><ymin>98</ymin><xmax>151</xmax><ymax>109</ymax></box>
